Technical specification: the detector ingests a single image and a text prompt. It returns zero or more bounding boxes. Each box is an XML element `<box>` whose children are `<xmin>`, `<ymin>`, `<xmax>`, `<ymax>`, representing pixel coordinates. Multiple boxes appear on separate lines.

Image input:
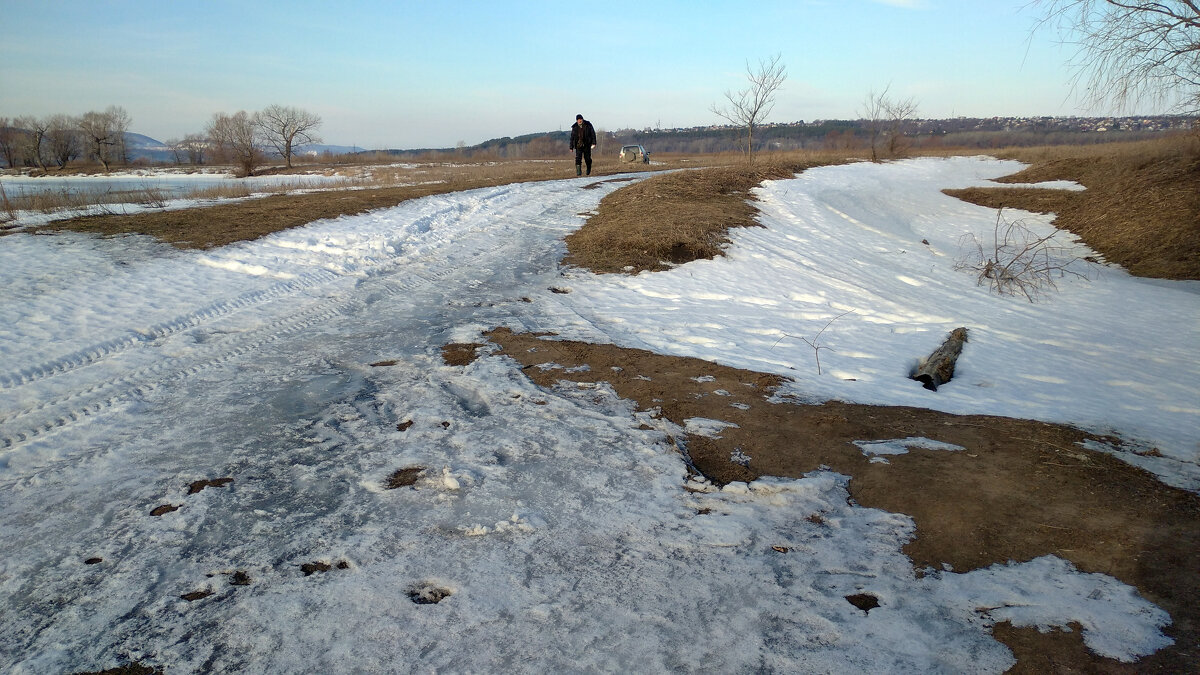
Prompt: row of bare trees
<box><xmin>0</xmin><ymin>106</ymin><xmax>131</xmax><ymax>171</ymax></box>
<box><xmin>202</xmin><ymin>105</ymin><xmax>323</xmax><ymax>176</ymax></box>
<box><xmin>1</xmin><ymin>104</ymin><xmax>322</xmax><ymax>176</ymax></box>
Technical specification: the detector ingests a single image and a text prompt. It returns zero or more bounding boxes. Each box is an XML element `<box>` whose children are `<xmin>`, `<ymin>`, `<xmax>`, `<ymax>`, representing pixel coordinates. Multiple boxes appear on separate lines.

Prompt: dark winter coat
<box><xmin>570</xmin><ymin>120</ymin><xmax>596</xmax><ymax>150</ymax></box>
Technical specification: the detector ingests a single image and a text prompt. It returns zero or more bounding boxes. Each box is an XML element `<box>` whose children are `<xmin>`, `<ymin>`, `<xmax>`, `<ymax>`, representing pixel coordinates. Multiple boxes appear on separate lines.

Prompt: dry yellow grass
<box><xmin>944</xmin><ymin>135</ymin><xmax>1200</xmax><ymax>280</ymax></box>
<box><xmin>564</xmin><ymin>150</ymin><xmax>854</xmax><ymax>274</ymax></box>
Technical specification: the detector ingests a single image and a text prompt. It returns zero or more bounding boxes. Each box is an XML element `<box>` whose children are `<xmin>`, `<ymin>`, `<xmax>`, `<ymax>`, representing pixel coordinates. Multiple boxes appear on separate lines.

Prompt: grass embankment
<box><xmin>948</xmin><ymin>136</ymin><xmax>1200</xmax><ymax>279</ymax></box>
<box><xmin>565</xmin><ymin>153</ymin><xmax>850</xmax><ymax>273</ymax></box>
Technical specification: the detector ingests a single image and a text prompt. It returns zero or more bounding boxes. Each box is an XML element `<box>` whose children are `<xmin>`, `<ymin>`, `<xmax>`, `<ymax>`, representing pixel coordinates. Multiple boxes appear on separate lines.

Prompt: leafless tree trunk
<box><xmin>254</xmin><ymin>104</ymin><xmax>322</xmax><ymax>168</ymax></box>
<box><xmin>207</xmin><ymin>111</ymin><xmax>261</xmax><ymax>176</ymax></box>
<box><xmin>0</xmin><ymin>117</ymin><xmax>18</xmax><ymax>168</ymax></box>
<box><xmin>15</xmin><ymin>115</ymin><xmax>50</xmax><ymax>172</ymax></box>
<box><xmin>710</xmin><ymin>53</ymin><xmax>787</xmax><ymax>165</ymax></box>
<box><xmin>1032</xmin><ymin>0</ymin><xmax>1200</xmax><ymax>114</ymax></box>
<box><xmin>106</xmin><ymin>105</ymin><xmax>131</xmax><ymax>165</ymax></box>
<box><xmin>46</xmin><ymin>114</ymin><xmax>81</xmax><ymax>169</ymax></box>
<box><xmin>79</xmin><ymin>109</ymin><xmax>121</xmax><ymax>172</ymax></box>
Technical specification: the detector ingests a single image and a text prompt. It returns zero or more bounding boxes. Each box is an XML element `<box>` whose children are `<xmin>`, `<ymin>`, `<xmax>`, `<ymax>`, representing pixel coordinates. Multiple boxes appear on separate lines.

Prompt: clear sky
<box><xmin>0</xmin><ymin>0</ymin><xmax>1155</xmax><ymax>150</ymax></box>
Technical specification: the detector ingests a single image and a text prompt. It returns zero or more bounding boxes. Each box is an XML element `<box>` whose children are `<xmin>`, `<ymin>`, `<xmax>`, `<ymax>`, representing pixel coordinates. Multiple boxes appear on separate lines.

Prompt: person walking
<box><xmin>569</xmin><ymin>114</ymin><xmax>596</xmax><ymax>176</ymax></box>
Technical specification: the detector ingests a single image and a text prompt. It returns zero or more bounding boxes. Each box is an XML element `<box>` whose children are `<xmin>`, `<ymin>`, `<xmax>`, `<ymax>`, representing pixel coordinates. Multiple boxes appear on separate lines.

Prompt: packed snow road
<box><xmin>0</xmin><ymin>160</ymin><xmax>1193</xmax><ymax>673</ymax></box>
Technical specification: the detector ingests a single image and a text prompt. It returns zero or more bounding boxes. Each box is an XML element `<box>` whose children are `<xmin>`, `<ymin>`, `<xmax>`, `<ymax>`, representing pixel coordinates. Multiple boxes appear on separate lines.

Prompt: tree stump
<box><xmin>912</xmin><ymin>327</ymin><xmax>968</xmax><ymax>391</ymax></box>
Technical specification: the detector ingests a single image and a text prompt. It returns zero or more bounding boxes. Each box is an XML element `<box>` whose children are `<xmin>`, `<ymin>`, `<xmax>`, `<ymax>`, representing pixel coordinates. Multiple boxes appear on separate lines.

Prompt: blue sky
<box><xmin>0</xmin><ymin>0</ymin><xmax>1145</xmax><ymax>149</ymax></box>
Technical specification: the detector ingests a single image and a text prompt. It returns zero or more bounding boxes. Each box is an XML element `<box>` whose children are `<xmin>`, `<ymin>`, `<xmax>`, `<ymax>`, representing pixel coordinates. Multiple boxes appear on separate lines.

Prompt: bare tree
<box><xmin>15</xmin><ymin>115</ymin><xmax>50</xmax><ymax>171</ymax></box>
<box><xmin>181</xmin><ymin>133</ymin><xmax>207</xmax><ymax>165</ymax></box>
<box><xmin>207</xmin><ymin>111</ymin><xmax>261</xmax><ymax>176</ymax></box>
<box><xmin>78</xmin><ymin>108</ymin><xmax>126</xmax><ymax>172</ymax></box>
<box><xmin>1032</xmin><ymin>0</ymin><xmax>1200</xmax><ymax>114</ymax></box>
<box><xmin>0</xmin><ymin>117</ymin><xmax>19</xmax><ymax>168</ymax></box>
<box><xmin>46</xmin><ymin>114</ymin><xmax>81</xmax><ymax>169</ymax></box>
<box><xmin>254</xmin><ymin>104</ymin><xmax>321</xmax><ymax>168</ymax></box>
<box><xmin>710</xmin><ymin>53</ymin><xmax>787</xmax><ymax>164</ymax></box>
<box><xmin>106</xmin><ymin>105</ymin><xmax>131</xmax><ymax>165</ymax></box>
<box><xmin>861</xmin><ymin>85</ymin><xmax>919</xmax><ymax>161</ymax></box>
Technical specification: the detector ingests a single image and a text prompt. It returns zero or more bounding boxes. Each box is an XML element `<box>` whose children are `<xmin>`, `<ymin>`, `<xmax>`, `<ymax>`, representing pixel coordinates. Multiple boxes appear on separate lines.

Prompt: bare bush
<box><xmin>955</xmin><ymin>208</ymin><xmax>1095</xmax><ymax>301</ymax></box>
<box><xmin>207</xmin><ymin>111</ymin><xmax>262</xmax><ymax>176</ymax></box>
<box><xmin>861</xmin><ymin>85</ymin><xmax>919</xmax><ymax>162</ymax></box>
<box><xmin>0</xmin><ymin>182</ymin><xmax>15</xmax><ymax>223</ymax></box>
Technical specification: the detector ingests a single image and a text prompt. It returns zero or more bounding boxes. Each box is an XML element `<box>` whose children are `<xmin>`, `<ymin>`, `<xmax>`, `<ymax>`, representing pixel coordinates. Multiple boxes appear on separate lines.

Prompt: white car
<box><xmin>619</xmin><ymin>144</ymin><xmax>650</xmax><ymax>164</ymax></box>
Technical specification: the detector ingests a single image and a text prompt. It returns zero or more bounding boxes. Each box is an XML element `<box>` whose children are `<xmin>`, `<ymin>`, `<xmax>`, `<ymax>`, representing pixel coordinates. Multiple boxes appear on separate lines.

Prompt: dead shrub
<box><xmin>955</xmin><ymin>209</ymin><xmax>1094</xmax><ymax>301</ymax></box>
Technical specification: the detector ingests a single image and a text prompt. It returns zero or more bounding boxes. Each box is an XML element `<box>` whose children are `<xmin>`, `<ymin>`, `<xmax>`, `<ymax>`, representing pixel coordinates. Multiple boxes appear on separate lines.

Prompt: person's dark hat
<box><xmin>576</xmin><ymin>114</ymin><xmax>583</xmax><ymax>120</ymax></box>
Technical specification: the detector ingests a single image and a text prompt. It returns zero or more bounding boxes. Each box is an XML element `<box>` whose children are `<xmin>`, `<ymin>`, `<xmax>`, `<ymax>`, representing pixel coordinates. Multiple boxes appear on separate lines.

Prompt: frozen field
<box><xmin>0</xmin><ymin>157</ymin><xmax>1196</xmax><ymax>673</ymax></box>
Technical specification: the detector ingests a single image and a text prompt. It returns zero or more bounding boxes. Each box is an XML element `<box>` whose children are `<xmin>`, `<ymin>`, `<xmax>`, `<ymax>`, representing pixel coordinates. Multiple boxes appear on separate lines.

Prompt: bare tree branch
<box><xmin>1031</xmin><ymin>0</ymin><xmax>1200</xmax><ymax>114</ymax></box>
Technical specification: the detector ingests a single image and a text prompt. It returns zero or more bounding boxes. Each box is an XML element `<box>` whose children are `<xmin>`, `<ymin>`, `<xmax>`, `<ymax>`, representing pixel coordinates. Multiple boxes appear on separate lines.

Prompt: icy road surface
<box><xmin>1</xmin><ymin>159</ymin><xmax>1194</xmax><ymax>673</ymax></box>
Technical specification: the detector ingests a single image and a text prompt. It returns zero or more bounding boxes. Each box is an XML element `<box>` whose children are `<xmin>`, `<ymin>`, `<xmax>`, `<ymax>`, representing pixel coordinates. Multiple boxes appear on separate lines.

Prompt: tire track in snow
<box><xmin>0</xmin><ymin>268</ymin><xmax>341</xmax><ymax>390</ymax></box>
<box><xmin>0</xmin><ymin>180</ymin><xmax>602</xmax><ymax>453</ymax></box>
<box><xmin>0</xmin><ymin>185</ymin><xmax>504</xmax><ymax>391</ymax></box>
<box><xmin>0</xmin><ymin>255</ymin><xmax>465</xmax><ymax>451</ymax></box>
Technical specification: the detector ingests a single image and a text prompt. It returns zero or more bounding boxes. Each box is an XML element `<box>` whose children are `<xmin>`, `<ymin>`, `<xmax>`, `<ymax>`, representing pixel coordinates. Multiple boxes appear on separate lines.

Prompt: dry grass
<box><xmin>564</xmin><ymin>150</ymin><xmax>854</xmax><ymax>274</ymax></box>
<box><xmin>946</xmin><ymin>135</ymin><xmax>1200</xmax><ymax>280</ymax></box>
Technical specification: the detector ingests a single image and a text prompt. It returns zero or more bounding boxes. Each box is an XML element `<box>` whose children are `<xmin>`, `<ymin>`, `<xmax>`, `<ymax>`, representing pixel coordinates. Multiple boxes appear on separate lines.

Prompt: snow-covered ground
<box><xmin>0</xmin><ymin>157</ymin><xmax>1195</xmax><ymax>672</ymax></box>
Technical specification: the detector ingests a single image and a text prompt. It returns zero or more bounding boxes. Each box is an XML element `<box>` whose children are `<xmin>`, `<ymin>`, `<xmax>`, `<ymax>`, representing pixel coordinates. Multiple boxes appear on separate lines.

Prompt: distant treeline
<box><xmin>374</xmin><ymin>116</ymin><xmax>1194</xmax><ymax>160</ymax></box>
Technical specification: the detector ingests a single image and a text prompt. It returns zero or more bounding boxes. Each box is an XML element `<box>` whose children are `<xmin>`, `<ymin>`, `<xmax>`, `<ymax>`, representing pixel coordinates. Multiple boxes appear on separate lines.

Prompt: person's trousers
<box><xmin>575</xmin><ymin>146</ymin><xmax>592</xmax><ymax>175</ymax></box>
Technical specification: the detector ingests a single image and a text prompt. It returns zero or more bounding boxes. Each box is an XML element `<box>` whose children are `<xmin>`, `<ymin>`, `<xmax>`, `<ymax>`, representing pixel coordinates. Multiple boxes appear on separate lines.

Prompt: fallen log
<box><xmin>912</xmin><ymin>327</ymin><xmax>968</xmax><ymax>391</ymax></box>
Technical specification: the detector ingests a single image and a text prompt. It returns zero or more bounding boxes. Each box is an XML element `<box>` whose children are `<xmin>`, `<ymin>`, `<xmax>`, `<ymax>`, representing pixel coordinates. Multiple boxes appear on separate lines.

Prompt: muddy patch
<box><xmin>384</xmin><ymin>466</ymin><xmax>426</xmax><ymax>489</ymax></box>
<box><xmin>441</xmin><ymin>342</ymin><xmax>483</xmax><ymax>367</ymax></box>
<box><xmin>187</xmin><ymin>477</ymin><xmax>233</xmax><ymax>494</ymax></box>
<box><xmin>301</xmin><ymin>560</ymin><xmax>351</xmax><ymax>576</ymax></box>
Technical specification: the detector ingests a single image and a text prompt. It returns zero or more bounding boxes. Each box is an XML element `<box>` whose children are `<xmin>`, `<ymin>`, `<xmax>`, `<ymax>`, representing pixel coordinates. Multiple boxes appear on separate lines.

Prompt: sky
<box><xmin>0</xmin><ymin>0</ymin><xmax>1157</xmax><ymax>150</ymax></box>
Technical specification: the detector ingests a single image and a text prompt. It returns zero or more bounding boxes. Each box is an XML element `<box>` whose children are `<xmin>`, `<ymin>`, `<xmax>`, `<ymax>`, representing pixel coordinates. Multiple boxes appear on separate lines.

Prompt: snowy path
<box><xmin>0</xmin><ymin>163</ymin><xmax>1188</xmax><ymax>673</ymax></box>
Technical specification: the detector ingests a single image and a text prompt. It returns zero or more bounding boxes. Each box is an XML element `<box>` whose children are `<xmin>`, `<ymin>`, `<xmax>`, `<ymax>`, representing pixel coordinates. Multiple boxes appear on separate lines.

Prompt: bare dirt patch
<box><xmin>384</xmin><ymin>466</ymin><xmax>426</xmax><ymax>489</ymax></box>
<box><xmin>463</xmin><ymin>328</ymin><xmax>1200</xmax><ymax>673</ymax></box>
<box><xmin>187</xmin><ymin>477</ymin><xmax>233</xmax><ymax>494</ymax></box>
